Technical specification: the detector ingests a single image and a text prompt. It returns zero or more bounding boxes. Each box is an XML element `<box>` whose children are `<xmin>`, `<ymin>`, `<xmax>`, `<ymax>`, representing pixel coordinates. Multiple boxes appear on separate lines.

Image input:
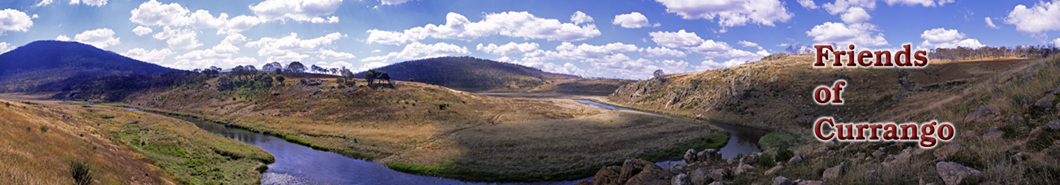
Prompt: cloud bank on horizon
<box><xmin>1</xmin><ymin>0</ymin><xmax>1058</xmax><ymax>79</ymax></box>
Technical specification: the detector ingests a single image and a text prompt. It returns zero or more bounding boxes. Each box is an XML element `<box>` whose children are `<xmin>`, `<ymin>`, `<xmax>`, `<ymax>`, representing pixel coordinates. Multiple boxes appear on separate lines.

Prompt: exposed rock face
<box><xmin>576</xmin><ymin>159</ymin><xmax>672</xmax><ymax>185</ymax></box>
<box><xmin>740</xmin><ymin>153</ymin><xmax>758</xmax><ymax>165</ymax></box>
<box><xmin>772</xmin><ymin>176</ymin><xmax>794</xmax><ymax>185</ymax></box>
<box><xmin>698</xmin><ymin>149</ymin><xmax>720</xmax><ymax>162</ymax></box>
<box><xmin>822</xmin><ymin>161</ymin><xmax>847</xmax><ymax>182</ymax></box>
<box><xmin>710</xmin><ymin>169</ymin><xmax>727</xmax><ymax>181</ymax></box>
<box><xmin>796</xmin><ymin>180</ymin><xmax>823</xmax><ymax>185</ymax></box>
<box><xmin>933</xmin><ymin>144</ymin><xmax>965</xmax><ymax>160</ymax></box>
<box><xmin>964</xmin><ymin>106</ymin><xmax>999</xmax><ymax>124</ymax></box>
<box><xmin>936</xmin><ymin>162</ymin><xmax>982</xmax><ymax>185</ymax></box>
<box><xmin>689</xmin><ymin>169</ymin><xmax>712</xmax><ymax>185</ymax></box>
<box><xmin>733</xmin><ymin>163</ymin><xmax>755</xmax><ymax>176</ymax></box>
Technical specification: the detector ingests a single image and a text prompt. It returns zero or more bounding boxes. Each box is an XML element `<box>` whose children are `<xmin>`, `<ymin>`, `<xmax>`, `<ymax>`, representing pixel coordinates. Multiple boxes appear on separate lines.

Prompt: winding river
<box><xmin>125</xmin><ymin>107</ymin><xmax>583</xmax><ymax>185</ymax></box>
<box><xmin>122</xmin><ymin>98</ymin><xmax>767</xmax><ymax>185</ymax></box>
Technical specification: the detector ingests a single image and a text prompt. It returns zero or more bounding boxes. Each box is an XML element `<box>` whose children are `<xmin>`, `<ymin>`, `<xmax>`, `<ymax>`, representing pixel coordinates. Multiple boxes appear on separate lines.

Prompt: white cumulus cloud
<box><xmin>882</xmin><ymin>0</ymin><xmax>954</xmax><ymax>7</ymax></box>
<box><xmin>35</xmin><ymin>0</ymin><xmax>54</xmax><ymax>7</ymax></box>
<box><xmin>643</xmin><ymin>47</ymin><xmax>687</xmax><ymax>58</ymax></box>
<box><xmin>1005</xmin><ymin>1</ymin><xmax>1060</xmax><ymax>34</ymax></box>
<box><xmin>365</xmin><ymin>11</ymin><xmax>601</xmax><ymax>45</ymax></box>
<box><xmin>806</xmin><ymin>22</ymin><xmax>889</xmax><ymax>47</ymax></box>
<box><xmin>56</xmin><ymin>35</ymin><xmax>70</xmax><ymax>41</ymax></box>
<box><xmin>379</xmin><ymin>0</ymin><xmax>415</xmax><ymax>5</ymax></box>
<box><xmin>250</xmin><ymin>0</ymin><xmax>343</xmax><ymax>23</ymax></box>
<box><xmin>124</xmin><ymin>48</ymin><xmax>174</xmax><ymax>64</ymax></box>
<box><xmin>571</xmin><ymin>11</ymin><xmax>594</xmax><ymax>25</ymax></box>
<box><xmin>130</xmin><ymin>0</ymin><xmax>262</xmax><ymax>34</ymax></box>
<box><xmin>919</xmin><ymin>28</ymin><xmax>983</xmax><ymax>49</ymax></box>
<box><xmin>840</xmin><ymin>7</ymin><xmax>871</xmax><ymax>23</ymax></box>
<box><xmin>74</xmin><ymin>28</ymin><xmax>120</xmax><ymax>48</ymax></box>
<box><xmin>612</xmin><ymin>12</ymin><xmax>656</xmax><ymax>28</ymax></box>
<box><xmin>153</xmin><ymin>26</ymin><xmax>202</xmax><ymax>49</ymax></box>
<box><xmin>245</xmin><ymin>32</ymin><xmax>348</xmax><ymax>62</ymax></box>
<box><xmin>654</xmin><ymin>0</ymin><xmax>793</xmax><ymax>29</ymax></box>
<box><xmin>798</xmin><ymin>0</ymin><xmax>818</xmax><ymax>9</ymax></box>
<box><xmin>476</xmin><ymin>42</ymin><xmax>540</xmax><ymax>55</ymax></box>
<box><xmin>0</xmin><ymin>9</ymin><xmax>33</xmax><ymax>34</ymax></box>
<box><xmin>361</xmin><ymin>42</ymin><xmax>470</xmax><ymax>62</ymax></box>
<box><xmin>985</xmin><ymin>17</ymin><xmax>999</xmax><ymax>29</ymax></box>
<box><xmin>70</xmin><ymin>0</ymin><xmax>107</xmax><ymax>6</ymax></box>
<box><xmin>132</xmin><ymin>26</ymin><xmax>153</xmax><ymax>36</ymax></box>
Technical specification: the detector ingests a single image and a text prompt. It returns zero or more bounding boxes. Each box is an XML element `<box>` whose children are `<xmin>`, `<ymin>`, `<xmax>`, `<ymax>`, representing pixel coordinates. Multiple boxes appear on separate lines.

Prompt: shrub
<box><xmin>71</xmin><ymin>160</ymin><xmax>93</xmax><ymax>185</ymax></box>
<box><xmin>438</xmin><ymin>103</ymin><xmax>450</xmax><ymax>110</ymax></box>
<box><xmin>775</xmin><ymin>147</ymin><xmax>794</xmax><ymax>163</ymax></box>
<box><xmin>40</xmin><ymin>125</ymin><xmax>49</xmax><ymax>133</ymax></box>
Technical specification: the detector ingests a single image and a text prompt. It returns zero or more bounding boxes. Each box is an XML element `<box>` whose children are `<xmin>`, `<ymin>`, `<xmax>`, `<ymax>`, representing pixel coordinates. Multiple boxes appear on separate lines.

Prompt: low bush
<box><xmin>71</xmin><ymin>160</ymin><xmax>92</xmax><ymax>185</ymax></box>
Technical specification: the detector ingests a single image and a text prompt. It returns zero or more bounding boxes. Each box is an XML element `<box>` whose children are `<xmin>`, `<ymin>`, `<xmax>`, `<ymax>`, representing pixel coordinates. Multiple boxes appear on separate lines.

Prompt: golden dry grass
<box><xmin>0</xmin><ymin>99</ymin><xmax>173</xmax><ymax>185</ymax></box>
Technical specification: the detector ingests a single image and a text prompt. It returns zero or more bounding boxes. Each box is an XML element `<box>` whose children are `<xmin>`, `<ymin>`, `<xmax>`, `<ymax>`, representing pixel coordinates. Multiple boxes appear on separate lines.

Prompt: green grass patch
<box><xmin>638</xmin><ymin>131</ymin><xmax>729</xmax><ymax>162</ymax></box>
<box><xmin>1028</xmin><ymin>129</ymin><xmax>1060</xmax><ymax>151</ymax></box>
<box><xmin>758</xmin><ymin>131</ymin><xmax>796</xmax><ymax>151</ymax></box>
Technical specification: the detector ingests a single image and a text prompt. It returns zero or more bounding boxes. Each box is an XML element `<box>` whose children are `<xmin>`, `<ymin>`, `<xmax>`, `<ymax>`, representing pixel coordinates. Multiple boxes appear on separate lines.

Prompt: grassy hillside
<box><xmin>604</xmin><ymin>54</ymin><xmax>1060</xmax><ymax>184</ymax></box>
<box><xmin>0</xmin><ymin>41</ymin><xmax>176</xmax><ymax>92</ymax></box>
<box><xmin>0</xmin><ymin>98</ymin><xmax>274</xmax><ymax>184</ymax></box>
<box><xmin>356</xmin><ymin>56</ymin><xmax>632</xmax><ymax>94</ymax></box>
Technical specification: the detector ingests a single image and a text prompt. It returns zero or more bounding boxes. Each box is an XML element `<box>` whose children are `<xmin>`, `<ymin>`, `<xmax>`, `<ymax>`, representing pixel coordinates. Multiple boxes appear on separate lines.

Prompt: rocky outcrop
<box><xmin>672</xmin><ymin>173</ymin><xmax>691</xmax><ymax>185</ymax></box>
<box><xmin>683</xmin><ymin>149</ymin><xmax>721</xmax><ymax>164</ymax></box>
<box><xmin>964</xmin><ymin>106</ymin><xmax>999</xmax><ymax>124</ymax></box>
<box><xmin>578</xmin><ymin>159</ymin><xmax>673</xmax><ymax>185</ymax></box>
<box><xmin>882</xmin><ymin>148</ymin><xmax>913</xmax><ymax>167</ymax></box>
<box><xmin>764</xmin><ymin>163</ymin><xmax>784</xmax><ymax>176</ymax></box>
<box><xmin>936</xmin><ymin>162</ymin><xmax>981</xmax><ymax>185</ymax></box>
<box><xmin>1046</xmin><ymin>120</ymin><xmax>1060</xmax><ymax>130</ymax></box>
<box><xmin>822</xmin><ymin>161</ymin><xmax>846</xmax><ymax>182</ymax></box>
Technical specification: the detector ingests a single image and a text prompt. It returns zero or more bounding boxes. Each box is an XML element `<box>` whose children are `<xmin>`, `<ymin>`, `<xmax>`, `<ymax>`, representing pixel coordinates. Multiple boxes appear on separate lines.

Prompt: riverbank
<box><xmin>0</xmin><ymin>99</ymin><xmax>273</xmax><ymax>184</ymax></box>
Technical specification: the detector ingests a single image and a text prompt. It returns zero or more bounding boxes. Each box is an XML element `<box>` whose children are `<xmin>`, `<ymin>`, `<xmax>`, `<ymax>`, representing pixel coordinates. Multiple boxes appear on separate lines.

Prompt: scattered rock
<box><xmin>826</xmin><ymin>150</ymin><xmax>836</xmax><ymax>156</ymax></box>
<box><xmin>740</xmin><ymin>153</ymin><xmax>758</xmax><ymax>164</ymax></box>
<box><xmin>1035</xmin><ymin>94</ymin><xmax>1056</xmax><ymax>108</ymax></box>
<box><xmin>787</xmin><ymin>154</ymin><xmax>803</xmax><ymax>164</ymax></box>
<box><xmin>964</xmin><ymin>106</ymin><xmax>999</xmax><ymax>124</ymax></box>
<box><xmin>591</xmin><ymin>166</ymin><xmax>622</xmax><ymax>185</ymax></box>
<box><xmin>690</xmin><ymin>169</ymin><xmax>712</xmax><ymax>185</ymax></box>
<box><xmin>936</xmin><ymin>162</ymin><xmax>982</xmax><ymax>185</ymax></box>
<box><xmin>822</xmin><ymin>162</ymin><xmax>846</xmax><ymax>182</ymax></box>
<box><xmin>764</xmin><ymin>164</ymin><xmax>785</xmax><ymax>176</ymax></box>
<box><xmin>865</xmin><ymin>170</ymin><xmax>877</xmax><ymax>182</ymax></box>
<box><xmin>733</xmin><ymin>163</ymin><xmax>755</xmax><ymax>176</ymax></box>
<box><xmin>983</xmin><ymin>127</ymin><xmax>1004</xmax><ymax>141</ymax></box>
<box><xmin>670</xmin><ymin>165</ymin><xmax>687</xmax><ymax>175</ymax></box>
<box><xmin>796</xmin><ymin>180</ymin><xmax>823</xmax><ymax>185</ymax></box>
<box><xmin>772</xmin><ymin>176</ymin><xmax>794</xmax><ymax>185</ymax></box>
<box><xmin>672</xmin><ymin>173</ymin><xmax>691</xmax><ymax>185</ymax></box>
<box><xmin>698</xmin><ymin>149</ymin><xmax>720</xmax><ymax>161</ymax></box>
<box><xmin>871</xmin><ymin>150</ymin><xmax>885</xmax><ymax>158</ymax></box>
<box><xmin>933</xmin><ymin>144</ymin><xmax>965</xmax><ymax>160</ymax></box>
<box><xmin>708</xmin><ymin>181</ymin><xmax>725</xmax><ymax>185</ymax></box>
<box><xmin>1046</xmin><ymin>120</ymin><xmax>1060</xmax><ymax>130</ymax></box>
<box><xmin>685</xmin><ymin>149</ymin><xmax>698</xmax><ymax>163</ymax></box>
<box><xmin>710</xmin><ymin>169</ymin><xmax>726</xmax><ymax>182</ymax></box>
<box><xmin>883</xmin><ymin>148</ymin><xmax>913</xmax><ymax>167</ymax></box>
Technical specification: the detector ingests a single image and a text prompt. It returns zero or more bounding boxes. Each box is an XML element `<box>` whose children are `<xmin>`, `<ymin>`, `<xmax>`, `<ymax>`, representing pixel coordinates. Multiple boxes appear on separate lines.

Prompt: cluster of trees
<box><xmin>363</xmin><ymin>69</ymin><xmax>391</xmax><ymax>86</ymax></box>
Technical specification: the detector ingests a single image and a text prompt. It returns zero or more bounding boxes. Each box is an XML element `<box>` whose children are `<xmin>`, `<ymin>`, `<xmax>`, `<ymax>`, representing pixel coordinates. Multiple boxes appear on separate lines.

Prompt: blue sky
<box><xmin>1</xmin><ymin>0</ymin><xmax>1059</xmax><ymax>79</ymax></box>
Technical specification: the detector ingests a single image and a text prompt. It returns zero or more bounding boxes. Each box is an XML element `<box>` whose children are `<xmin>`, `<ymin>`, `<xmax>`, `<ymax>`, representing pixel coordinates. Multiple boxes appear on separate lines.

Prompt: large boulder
<box><xmin>964</xmin><ymin>106</ymin><xmax>999</xmax><ymax>124</ymax></box>
<box><xmin>698</xmin><ymin>149</ymin><xmax>720</xmax><ymax>162</ymax></box>
<box><xmin>685</xmin><ymin>149</ymin><xmax>698</xmax><ymax>163</ymax></box>
<box><xmin>672</xmin><ymin>173</ymin><xmax>691</xmax><ymax>185</ymax></box>
<box><xmin>772</xmin><ymin>176</ymin><xmax>794</xmax><ymax>185</ymax></box>
<box><xmin>621</xmin><ymin>159</ymin><xmax>673</xmax><ymax>185</ymax></box>
<box><xmin>936</xmin><ymin>162</ymin><xmax>981</xmax><ymax>185</ymax></box>
<box><xmin>882</xmin><ymin>148</ymin><xmax>913</xmax><ymax>167</ymax></box>
<box><xmin>1035</xmin><ymin>94</ymin><xmax>1057</xmax><ymax>108</ymax></box>
<box><xmin>933</xmin><ymin>144</ymin><xmax>965</xmax><ymax>160</ymax></box>
<box><xmin>733</xmin><ymin>163</ymin><xmax>755</xmax><ymax>176</ymax></box>
<box><xmin>740</xmin><ymin>153</ymin><xmax>758</xmax><ymax>164</ymax></box>
<box><xmin>764</xmin><ymin>163</ymin><xmax>785</xmax><ymax>176</ymax></box>
<box><xmin>689</xmin><ymin>169</ymin><xmax>713</xmax><ymax>185</ymax></box>
<box><xmin>590</xmin><ymin>166</ymin><xmax>623</xmax><ymax>185</ymax></box>
<box><xmin>1046</xmin><ymin>120</ymin><xmax>1060</xmax><ymax>130</ymax></box>
<box><xmin>822</xmin><ymin>162</ymin><xmax>847</xmax><ymax>182</ymax></box>
<box><xmin>710</xmin><ymin>169</ymin><xmax>727</xmax><ymax>181</ymax></box>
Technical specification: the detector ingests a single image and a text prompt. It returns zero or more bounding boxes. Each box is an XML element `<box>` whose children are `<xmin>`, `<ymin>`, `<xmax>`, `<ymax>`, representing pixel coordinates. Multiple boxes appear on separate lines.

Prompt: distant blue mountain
<box><xmin>0</xmin><ymin>40</ymin><xmax>177</xmax><ymax>92</ymax></box>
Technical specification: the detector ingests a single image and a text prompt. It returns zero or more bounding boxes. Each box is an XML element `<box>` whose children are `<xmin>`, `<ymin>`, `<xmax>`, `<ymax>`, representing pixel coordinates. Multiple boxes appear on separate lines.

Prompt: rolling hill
<box><xmin>0</xmin><ymin>40</ymin><xmax>176</xmax><ymax>92</ymax></box>
<box><xmin>355</xmin><ymin>56</ymin><xmax>633</xmax><ymax>95</ymax></box>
